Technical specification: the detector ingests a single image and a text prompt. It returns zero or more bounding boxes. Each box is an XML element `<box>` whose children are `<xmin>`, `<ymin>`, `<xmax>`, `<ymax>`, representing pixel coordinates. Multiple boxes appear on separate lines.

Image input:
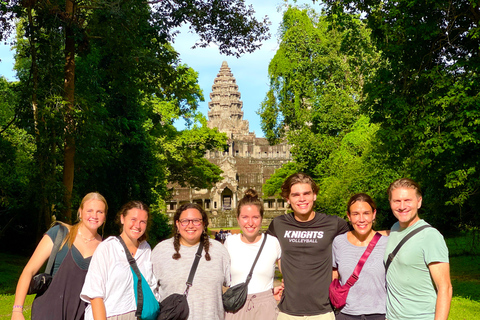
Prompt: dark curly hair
<box><xmin>172</xmin><ymin>203</ymin><xmax>211</xmax><ymax>261</ymax></box>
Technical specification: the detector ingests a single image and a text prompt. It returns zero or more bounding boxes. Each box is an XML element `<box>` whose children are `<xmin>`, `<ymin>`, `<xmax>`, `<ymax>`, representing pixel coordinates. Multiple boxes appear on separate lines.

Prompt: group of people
<box><xmin>11</xmin><ymin>173</ymin><xmax>452</xmax><ymax>320</ymax></box>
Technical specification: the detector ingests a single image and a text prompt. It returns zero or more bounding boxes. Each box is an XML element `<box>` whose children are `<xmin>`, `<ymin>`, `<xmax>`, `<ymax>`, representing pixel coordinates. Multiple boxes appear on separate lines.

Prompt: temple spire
<box><xmin>207</xmin><ymin>61</ymin><xmax>250</xmax><ymax>137</ymax></box>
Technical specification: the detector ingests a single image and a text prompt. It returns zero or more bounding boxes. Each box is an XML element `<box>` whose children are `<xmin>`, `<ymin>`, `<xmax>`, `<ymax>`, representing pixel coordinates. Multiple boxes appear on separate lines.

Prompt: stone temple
<box><xmin>166</xmin><ymin>61</ymin><xmax>292</xmax><ymax>228</ymax></box>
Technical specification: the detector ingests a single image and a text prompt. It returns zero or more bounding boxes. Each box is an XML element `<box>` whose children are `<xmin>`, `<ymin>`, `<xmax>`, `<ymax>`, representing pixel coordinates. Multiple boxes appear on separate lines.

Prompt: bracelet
<box><xmin>12</xmin><ymin>305</ymin><xmax>23</xmax><ymax>309</ymax></box>
<box><xmin>12</xmin><ymin>310</ymin><xmax>23</xmax><ymax>313</ymax></box>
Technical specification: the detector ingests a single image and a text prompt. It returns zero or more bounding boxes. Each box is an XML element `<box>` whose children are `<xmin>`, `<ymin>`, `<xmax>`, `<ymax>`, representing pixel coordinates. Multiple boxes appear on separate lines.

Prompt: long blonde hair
<box><xmin>58</xmin><ymin>192</ymin><xmax>108</xmax><ymax>249</ymax></box>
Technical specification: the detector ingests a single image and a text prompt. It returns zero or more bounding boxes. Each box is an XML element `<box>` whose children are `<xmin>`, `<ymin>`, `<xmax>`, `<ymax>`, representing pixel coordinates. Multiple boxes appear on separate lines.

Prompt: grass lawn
<box><xmin>1</xmin><ymin>233</ymin><xmax>479</xmax><ymax>319</ymax></box>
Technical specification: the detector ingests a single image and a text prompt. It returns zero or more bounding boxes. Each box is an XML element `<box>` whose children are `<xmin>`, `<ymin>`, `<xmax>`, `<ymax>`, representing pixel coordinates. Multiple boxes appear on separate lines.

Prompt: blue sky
<box><xmin>0</xmin><ymin>0</ymin><xmax>314</xmax><ymax>137</ymax></box>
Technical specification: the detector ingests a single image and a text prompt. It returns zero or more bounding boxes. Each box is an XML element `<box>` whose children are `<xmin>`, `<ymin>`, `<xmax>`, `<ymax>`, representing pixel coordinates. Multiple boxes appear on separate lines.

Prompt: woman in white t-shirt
<box><xmin>81</xmin><ymin>201</ymin><xmax>157</xmax><ymax>320</ymax></box>
<box><xmin>224</xmin><ymin>189</ymin><xmax>282</xmax><ymax>320</ymax></box>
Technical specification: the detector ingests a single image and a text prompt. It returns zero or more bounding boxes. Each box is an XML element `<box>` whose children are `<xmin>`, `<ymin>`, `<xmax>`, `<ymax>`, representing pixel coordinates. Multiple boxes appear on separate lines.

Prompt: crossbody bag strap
<box><xmin>117</xmin><ymin>236</ymin><xmax>143</xmax><ymax>319</ymax></box>
<box><xmin>184</xmin><ymin>240</ymin><xmax>204</xmax><ymax>296</ymax></box>
<box><xmin>344</xmin><ymin>232</ymin><xmax>382</xmax><ymax>288</ymax></box>
<box><xmin>385</xmin><ymin>225</ymin><xmax>431</xmax><ymax>272</ymax></box>
<box><xmin>45</xmin><ymin>224</ymin><xmax>68</xmax><ymax>275</ymax></box>
<box><xmin>245</xmin><ymin>233</ymin><xmax>268</xmax><ymax>285</ymax></box>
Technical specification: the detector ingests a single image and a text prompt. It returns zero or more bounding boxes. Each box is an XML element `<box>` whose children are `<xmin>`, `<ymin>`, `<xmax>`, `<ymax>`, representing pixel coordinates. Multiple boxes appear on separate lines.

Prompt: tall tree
<box><xmin>324</xmin><ymin>0</ymin><xmax>480</xmax><ymax>230</ymax></box>
<box><xmin>1</xmin><ymin>0</ymin><xmax>269</xmax><ymax>223</ymax></box>
<box><xmin>260</xmin><ymin>6</ymin><xmax>379</xmax><ymax>199</ymax></box>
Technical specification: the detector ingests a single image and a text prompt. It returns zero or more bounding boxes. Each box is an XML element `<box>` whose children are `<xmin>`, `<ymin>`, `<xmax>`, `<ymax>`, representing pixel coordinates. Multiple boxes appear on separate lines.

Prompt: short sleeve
<box><xmin>221</xmin><ymin>244</ymin><xmax>231</xmax><ymax>288</ymax></box>
<box><xmin>337</xmin><ymin>216</ymin><xmax>350</xmax><ymax>235</ymax></box>
<box><xmin>423</xmin><ymin>229</ymin><xmax>449</xmax><ymax>265</ymax></box>
<box><xmin>80</xmin><ymin>241</ymin><xmax>111</xmax><ymax>302</ymax></box>
<box><xmin>224</xmin><ymin>236</ymin><xmax>230</xmax><ymax>250</ymax></box>
<box><xmin>45</xmin><ymin>224</ymin><xmax>60</xmax><ymax>241</ymax></box>
<box><xmin>332</xmin><ymin>236</ymin><xmax>340</xmax><ymax>268</ymax></box>
<box><xmin>267</xmin><ymin>220</ymin><xmax>277</xmax><ymax>237</ymax></box>
<box><xmin>271</xmin><ymin>235</ymin><xmax>282</xmax><ymax>260</ymax></box>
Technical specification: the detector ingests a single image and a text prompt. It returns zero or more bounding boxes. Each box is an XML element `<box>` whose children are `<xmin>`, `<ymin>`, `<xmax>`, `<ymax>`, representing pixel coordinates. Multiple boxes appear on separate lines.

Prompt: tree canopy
<box><xmin>262</xmin><ymin>2</ymin><xmax>480</xmax><ymax>232</ymax></box>
<box><xmin>322</xmin><ymin>0</ymin><xmax>480</xmax><ymax>230</ymax></box>
<box><xmin>0</xmin><ymin>0</ymin><xmax>268</xmax><ymax>249</ymax></box>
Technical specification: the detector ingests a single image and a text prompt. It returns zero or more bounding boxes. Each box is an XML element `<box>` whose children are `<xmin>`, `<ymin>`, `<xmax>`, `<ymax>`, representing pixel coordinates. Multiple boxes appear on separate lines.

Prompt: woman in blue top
<box><xmin>11</xmin><ymin>192</ymin><xmax>107</xmax><ymax>320</ymax></box>
<box><xmin>332</xmin><ymin>193</ymin><xmax>388</xmax><ymax>320</ymax></box>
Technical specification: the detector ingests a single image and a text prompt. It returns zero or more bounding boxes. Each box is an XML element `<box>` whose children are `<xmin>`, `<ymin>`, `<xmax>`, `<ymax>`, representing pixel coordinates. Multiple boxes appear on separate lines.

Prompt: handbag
<box><xmin>385</xmin><ymin>224</ymin><xmax>431</xmax><ymax>272</ymax></box>
<box><xmin>157</xmin><ymin>240</ymin><xmax>204</xmax><ymax>320</ymax></box>
<box><xmin>118</xmin><ymin>236</ymin><xmax>160</xmax><ymax>320</ymax></box>
<box><xmin>222</xmin><ymin>233</ymin><xmax>268</xmax><ymax>313</ymax></box>
<box><xmin>28</xmin><ymin>223</ymin><xmax>67</xmax><ymax>295</ymax></box>
<box><xmin>329</xmin><ymin>232</ymin><xmax>382</xmax><ymax>309</ymax></box>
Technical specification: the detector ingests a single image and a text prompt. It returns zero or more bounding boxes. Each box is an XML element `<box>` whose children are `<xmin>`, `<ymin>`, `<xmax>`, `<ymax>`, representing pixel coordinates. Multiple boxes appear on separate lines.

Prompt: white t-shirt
<box><xmin>80</xmin><ymin>236</ymin><xmax>156</xmax><ymax>320</ymax></box>
<box><xmin>224</xmin><ymin>233</ymin><xmax>281</xmax><ymax>294</ymax></box>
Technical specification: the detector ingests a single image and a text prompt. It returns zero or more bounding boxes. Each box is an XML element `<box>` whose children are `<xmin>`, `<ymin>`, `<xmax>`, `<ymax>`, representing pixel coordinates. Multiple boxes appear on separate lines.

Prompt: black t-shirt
<box><xmin>268</xmin><ymin>212</ymin><xmax>349</xmax><ymax>316</ymax></box>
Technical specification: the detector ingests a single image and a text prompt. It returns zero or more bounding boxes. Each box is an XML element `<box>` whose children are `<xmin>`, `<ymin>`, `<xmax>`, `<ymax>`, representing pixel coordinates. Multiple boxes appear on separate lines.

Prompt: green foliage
<box><xmin>260</xmin><ymin>6</ymin><xmax>382</xmax><ymax>217</ymax></box>
<box><xmin>262</xmin><ymin>162</ymin><xmax>303</xmax><ymax>197</ymax></box>
<box><xmin>323</xmin><ymin>0</ymin><xmax>480</xmax><ymax>231</ymax></box>
<box><xmin>0</xmin><ymin>0</ymin><xmax>266</xmax><ymax>247</ymax></box>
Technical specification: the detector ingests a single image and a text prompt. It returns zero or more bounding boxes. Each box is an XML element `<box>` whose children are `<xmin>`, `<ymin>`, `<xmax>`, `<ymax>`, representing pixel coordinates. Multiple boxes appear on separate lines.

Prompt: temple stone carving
<box><xmin>167</xmin><ymin>61</ymin><xmax>292</xmax><ymax>228</ymax></box>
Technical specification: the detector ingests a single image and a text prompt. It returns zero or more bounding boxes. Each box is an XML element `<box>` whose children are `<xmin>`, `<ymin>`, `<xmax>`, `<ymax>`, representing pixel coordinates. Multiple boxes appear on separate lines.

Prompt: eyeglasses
<box><xmin>179</xmin><ymin>218</ymin><xmax>203</xmax><ymax>227</ymax></box>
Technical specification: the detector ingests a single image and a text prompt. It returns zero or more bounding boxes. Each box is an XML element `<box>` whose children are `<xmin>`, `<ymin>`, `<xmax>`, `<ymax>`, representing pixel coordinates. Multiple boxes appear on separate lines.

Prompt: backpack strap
<box><xmin>245</xmin><ymin>233</ymin><xmax>268</xmax><ymax>285</ymax></box>
<box><xmin>344</xmin><ymin>232</ymin><xmax>382</xmax><ymax>288</ymax></box>
<box><xmin>45</xmin><ymin>223</ymin><xmax>68</xmax><ymax>275</ymax></box>
<box><xmin>184</xmin><ymin>241</ymin><xmax>204</xmax><ymax>296</ymax></box>
<box><xmin>385</xmin><ymin>224</ymin><xmax>431</xmax><ymax>272</ymax></box>
<box><xmin>117</xmin><ymin>236</ymin><xmax>144</xmax><ymax>319</ymax></box>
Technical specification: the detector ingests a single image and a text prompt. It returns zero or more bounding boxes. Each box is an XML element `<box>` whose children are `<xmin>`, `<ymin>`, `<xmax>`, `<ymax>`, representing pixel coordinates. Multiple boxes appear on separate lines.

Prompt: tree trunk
<box><xmin>62</xmin><ymin>0</ymin><xmax>76</xmax><ymax>223</ymax></box>
<box><xmin>27</xmin><ymin>4</ymin><xmax>52</xmax><ymax>238</ymax></box>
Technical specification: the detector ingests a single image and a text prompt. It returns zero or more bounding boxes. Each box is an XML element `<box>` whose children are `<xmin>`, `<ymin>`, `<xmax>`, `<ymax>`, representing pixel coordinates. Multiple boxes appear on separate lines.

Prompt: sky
<box><xmin>0</xmin><ymin>0</ymin><xmax>315</xmax><ymax>137</ymax></box>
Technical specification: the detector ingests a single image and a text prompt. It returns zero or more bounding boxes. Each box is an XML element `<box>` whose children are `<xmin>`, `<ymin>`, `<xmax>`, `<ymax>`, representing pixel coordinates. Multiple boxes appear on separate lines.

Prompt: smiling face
<box><xmin>238</xmin><ymin>205</ymin><xmax>262</xmax><ymax>243</ymax></box>
<box><xmin>176</xmin><ymin>208</ymin><xmax>205</xmax><ymax>246</ymax></box>
<box><xmin>347</xmin><ymin>201</ymin><xmax>376</xmax><ymax>237</ymax></box>
<box><xmin>79</xmin><ymin>199</ymin><xmax>106</xmax><ymax>232</ymax></box>
<box><xmin>287</xmin><ymin>183</ymin><xmax>317</xmax><ymax>221</ymax></box>
<box><xmin>390</xmin><ymin>187</ymin><xmax>422</xmax><ymax>229</ymax></box>
<box><xmin>120</xmin><ymin>208</ymin><xmax>148</xmax><ymax>243</ymax></box>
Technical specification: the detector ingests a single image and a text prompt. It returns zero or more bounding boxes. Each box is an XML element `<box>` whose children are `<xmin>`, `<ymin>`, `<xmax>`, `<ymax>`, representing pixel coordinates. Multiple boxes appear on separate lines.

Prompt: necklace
<box><xmin>78</xmin><ymin>229</ymin><xmax>96</xmax><ymax>243</ymax></box>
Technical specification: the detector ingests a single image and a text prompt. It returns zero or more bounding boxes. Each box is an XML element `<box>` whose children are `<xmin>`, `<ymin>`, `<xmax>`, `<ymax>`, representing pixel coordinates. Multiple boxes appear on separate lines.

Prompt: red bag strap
<box><xmin>344</xmin><ymin>232</ymin><xmax>382</xmax><ymax>287</ymax></box>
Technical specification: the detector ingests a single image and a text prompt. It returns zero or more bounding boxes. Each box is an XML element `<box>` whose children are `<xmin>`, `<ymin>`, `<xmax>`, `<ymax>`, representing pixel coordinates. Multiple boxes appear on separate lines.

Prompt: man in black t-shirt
<box><xmin>268</xmin><ymin>173</ymin><xmax>349</xmax><ymax>320</ymax></box>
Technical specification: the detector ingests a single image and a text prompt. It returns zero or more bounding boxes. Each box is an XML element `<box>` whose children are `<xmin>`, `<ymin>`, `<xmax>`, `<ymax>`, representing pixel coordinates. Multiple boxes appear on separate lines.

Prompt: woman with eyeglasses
<box><xmin>151</xmin><ymin>203</ymin><xmax>231</xmax><ymax>320</ymax></box>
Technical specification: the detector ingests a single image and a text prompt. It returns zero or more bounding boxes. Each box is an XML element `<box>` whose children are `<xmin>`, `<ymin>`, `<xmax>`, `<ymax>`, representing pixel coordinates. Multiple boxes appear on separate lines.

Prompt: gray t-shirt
<box><xmin>332</xmin><ymin>232</ymin><xmax>388</xmax><ymax>315</ymax></box>
<box><xmin>151</xmin><ymin>238</ymin><xmax>231</xmax><ymax>320</ymax></box>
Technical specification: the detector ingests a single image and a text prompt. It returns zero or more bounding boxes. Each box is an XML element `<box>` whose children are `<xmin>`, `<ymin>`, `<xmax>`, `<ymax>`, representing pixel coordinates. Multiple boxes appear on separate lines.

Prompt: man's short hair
<box><xmin>387</xmin><ymin>178</ymin><xmax>422</xmax><ymax>200</ymax></box>
<box><xmin>281</xmin><ymin>173</ymin><xmax>319</xmax><ymax>199</ymax></box>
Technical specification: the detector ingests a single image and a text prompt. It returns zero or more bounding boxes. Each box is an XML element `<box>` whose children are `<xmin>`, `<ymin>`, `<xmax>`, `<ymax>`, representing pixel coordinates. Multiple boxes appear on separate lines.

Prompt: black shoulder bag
<box><xmin>223</xmin><ymin>234</ymin><xmax>268</xmax><ymax>313</ymax></box>
<box><xmin>158</xmin><ymin>241</ymin><xmax>204</xmax><ymax>320</ymax></box>
<box><xmin>385</xmin><ymin>224</ymin><xmax>431</xmax><ymax>272</ymax></box>
<box><xmin>28</xmin><ymin>223</ymin><xmax>67</xmax><ymax>295</ymax></box>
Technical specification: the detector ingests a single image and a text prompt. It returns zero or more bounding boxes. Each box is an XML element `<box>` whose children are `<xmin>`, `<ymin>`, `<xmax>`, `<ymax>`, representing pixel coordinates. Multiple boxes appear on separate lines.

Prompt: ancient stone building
<box><xmin>167</xmin><ymin>61</ymin><xmax>292</xmax><ymax>228</ymax></box>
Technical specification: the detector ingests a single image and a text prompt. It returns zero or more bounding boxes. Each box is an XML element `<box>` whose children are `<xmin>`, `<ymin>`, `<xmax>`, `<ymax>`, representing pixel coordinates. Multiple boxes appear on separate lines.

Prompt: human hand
<box><xmin>273</xmin><ymin>279</ymin><xmax>284</xmax><ymax>301</ymax></box>
<box><xmin>11</xmin><ymin>310</ymin><xmax>25</xmax><ymax>320</ymax></box>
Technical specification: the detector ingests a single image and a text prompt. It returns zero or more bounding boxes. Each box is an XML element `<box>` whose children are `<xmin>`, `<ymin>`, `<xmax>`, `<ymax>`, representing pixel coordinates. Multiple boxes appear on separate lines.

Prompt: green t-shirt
<box><xmin>384</xmin><ymin>219</ymin><xmax>449</xmax><ymax>320</ymax></box>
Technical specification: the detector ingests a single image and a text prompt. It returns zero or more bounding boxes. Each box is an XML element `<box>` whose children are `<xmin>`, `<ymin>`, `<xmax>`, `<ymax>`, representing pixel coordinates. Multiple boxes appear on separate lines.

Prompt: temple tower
<box><xmin>207</xmin><ymin>61</ymin><xmax>250</xmax><ymax>137</ymax></box>
<box><xmin>167</xmin><ymin>61</ymin><xmax>292</xmax><ymax>228</ymax></box>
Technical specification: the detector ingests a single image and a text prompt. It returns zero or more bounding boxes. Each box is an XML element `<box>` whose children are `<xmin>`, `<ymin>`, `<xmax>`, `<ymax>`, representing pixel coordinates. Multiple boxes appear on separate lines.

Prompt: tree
<box><xmin>1</xmin><ymin>0</ymin><xmax>269</xmax><ymax>223</ymax></box>
<box><xmin>260</xmin><ymin>6</ymin><xmax>380</xmax><ymax>202</ymax></box>
<box><xmin>323</xmin><ymin>0</ymin><xmax>480</xmax><ymax>231</ymax></box>
<box><xmin>0</xmin><ymin>77</ymin><xmax>37</xmax><ymax>250</ymax></box>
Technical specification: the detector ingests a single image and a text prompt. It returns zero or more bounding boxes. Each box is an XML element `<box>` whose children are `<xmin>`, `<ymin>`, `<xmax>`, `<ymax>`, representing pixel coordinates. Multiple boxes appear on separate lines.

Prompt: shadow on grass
<box><xmin>0</xmin><ymin>253</ymin><xmax>29</xmax><ymax>294</ymax></box>
<box><xmin>450</xmin><ymin>255</ymin><xmax>480</xmax><ymax>302</ymax></box>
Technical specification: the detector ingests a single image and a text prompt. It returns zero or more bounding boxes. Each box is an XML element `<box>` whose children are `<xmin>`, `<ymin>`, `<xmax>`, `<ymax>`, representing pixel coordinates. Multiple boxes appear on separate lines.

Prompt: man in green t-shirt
<box><xmin>384</xmin><ymin>178</ymin><xmax>452</xmax><ymax>320</ymax></box>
